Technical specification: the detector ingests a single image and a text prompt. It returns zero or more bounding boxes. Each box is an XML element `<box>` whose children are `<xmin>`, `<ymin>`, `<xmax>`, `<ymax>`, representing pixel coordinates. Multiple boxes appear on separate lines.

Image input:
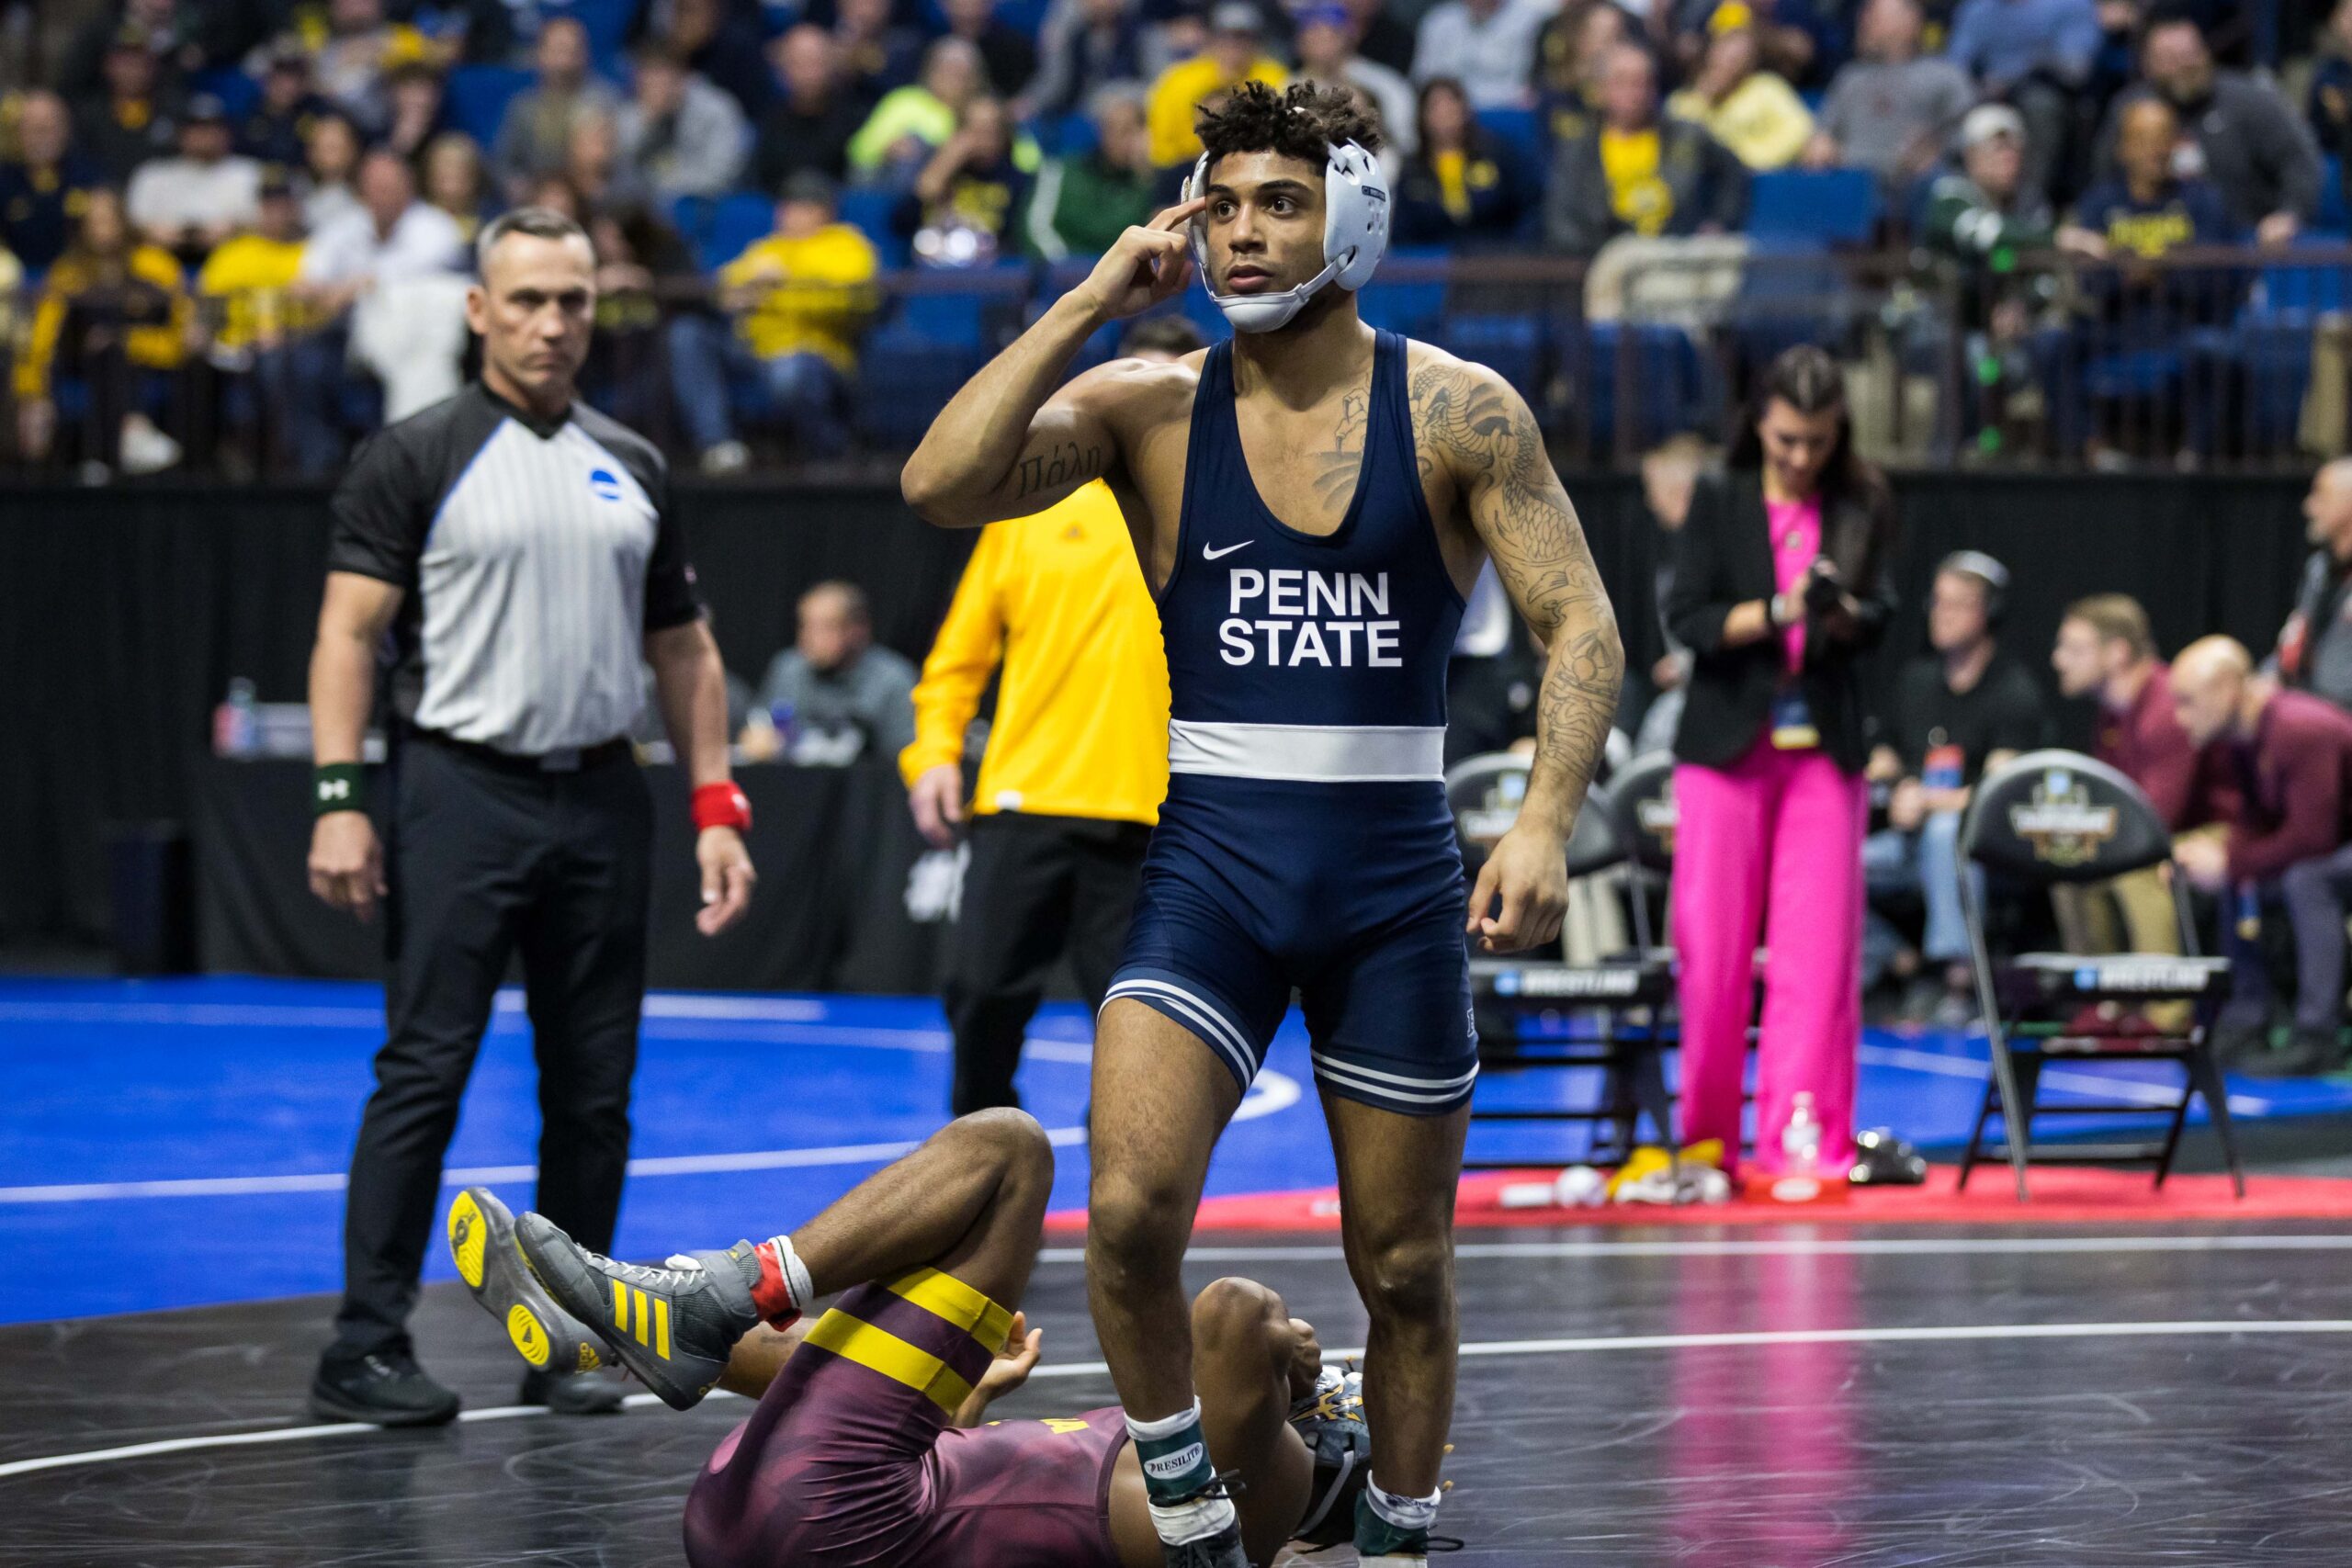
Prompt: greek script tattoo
<box><xmin>1411</xmin><ymin>363</ymin><xmax>1622</xmax><ymax>820</ymax></box>
<box><xmin>1014</xmin><ymin>440</ymin><xmax>1104</xmax><ymax>501</ymax></box>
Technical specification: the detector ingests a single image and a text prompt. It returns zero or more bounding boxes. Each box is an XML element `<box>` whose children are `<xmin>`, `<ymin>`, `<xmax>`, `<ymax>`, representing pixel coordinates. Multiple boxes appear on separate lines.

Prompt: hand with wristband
<box><xmin>692</xmin><ymin>780</ymin><xmax>756</xmax><ymax>937</ymax></box>
<box><xmin>309</xmin><ymin>761</ymin><xmax>386</xmax><ymax>921</ymax></box>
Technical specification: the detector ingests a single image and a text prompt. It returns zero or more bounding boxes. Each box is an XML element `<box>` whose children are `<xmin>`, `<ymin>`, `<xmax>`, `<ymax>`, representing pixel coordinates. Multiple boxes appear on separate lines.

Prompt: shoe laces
<box><xmin>572</xmin><ymin>1242</ymin><xmax>706</xmax><ymax>1295</ymax></box>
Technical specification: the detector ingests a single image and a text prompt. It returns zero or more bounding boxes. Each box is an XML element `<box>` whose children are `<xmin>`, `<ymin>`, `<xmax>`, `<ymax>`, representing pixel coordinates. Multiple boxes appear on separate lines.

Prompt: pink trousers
<box><xmin>1670</xmin><ymin>740</ymin><xmax>1868</xmax><ymax>1176</ymax></box>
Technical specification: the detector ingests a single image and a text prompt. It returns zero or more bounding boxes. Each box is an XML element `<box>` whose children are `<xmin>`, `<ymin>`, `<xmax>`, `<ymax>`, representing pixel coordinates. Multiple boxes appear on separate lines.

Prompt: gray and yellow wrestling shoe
<box><xmin>513</xmin><ymin>1212</ymin><xmax>763</xmax><ymax>1411</ymax></box>
<box><xmin>447</xmin><ymin>1188</ymin><xmax>618</xmax><ymax>1409</ymax></box>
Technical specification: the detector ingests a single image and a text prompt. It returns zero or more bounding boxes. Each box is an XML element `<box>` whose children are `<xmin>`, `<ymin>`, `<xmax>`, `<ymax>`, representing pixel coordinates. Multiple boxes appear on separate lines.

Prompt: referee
<box><xmin>901</xmin><ymin>317</ymin><xmax>1196</xmax><ymax>1114</ymax></box>
<box><xmin>304</xmin><ymin>208</ymin><xmax>754</xmax><ymax>1426</ymax></box>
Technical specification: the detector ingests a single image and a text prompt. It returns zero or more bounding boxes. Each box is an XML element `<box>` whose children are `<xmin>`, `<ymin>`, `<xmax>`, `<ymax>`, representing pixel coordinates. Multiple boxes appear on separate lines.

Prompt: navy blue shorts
<box><xmin>1102</xmin><ymin>776</ymin><xmax>1478</xmax><ymax>1117</ymax></box>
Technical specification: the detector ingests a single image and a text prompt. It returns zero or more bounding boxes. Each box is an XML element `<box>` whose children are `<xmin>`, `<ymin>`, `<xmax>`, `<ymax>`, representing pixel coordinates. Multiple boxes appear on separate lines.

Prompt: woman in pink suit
<box><xmin>1662</xmin><ymin>346</ymin><xmax>1898</xmax><ymax>1177</ymax></box>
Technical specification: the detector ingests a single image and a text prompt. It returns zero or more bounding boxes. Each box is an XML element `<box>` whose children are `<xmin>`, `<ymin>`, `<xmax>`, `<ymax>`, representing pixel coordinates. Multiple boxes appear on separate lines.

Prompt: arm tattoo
<box><xmin>1412</xmin><ymin>364</ymin><xmax>1623</xmax><ymax>820</ymax></box>
<box><xmin>1013</xmin><ymin>439</ymin><xmax>1104</xmax><ymax>501</ymax></box>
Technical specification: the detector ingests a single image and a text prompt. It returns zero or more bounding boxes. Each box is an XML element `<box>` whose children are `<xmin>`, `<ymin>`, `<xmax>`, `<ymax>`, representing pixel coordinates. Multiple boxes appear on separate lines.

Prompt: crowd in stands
<box><xmin>2</xmin><ymin>0</ymin><xmax>2348</xmax><ymax>478</ymax></box>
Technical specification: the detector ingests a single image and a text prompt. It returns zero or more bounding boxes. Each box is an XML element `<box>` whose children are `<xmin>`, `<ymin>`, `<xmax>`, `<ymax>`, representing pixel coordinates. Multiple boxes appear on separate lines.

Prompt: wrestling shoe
<box><xmin>517</xmin><ymin>1367</ymin><xmax>625</xmax><ymax>1414</ymax></box>
<box><xmin>1353</xmin><ymin>1492</ymin><xmax>1465</xmax><ymax>1564</ymax></box>
<box><xmin>514</xmin><ymin>1212</ymin><xmax>761</xmax><ymax>1411</ymax></box>
<box><xmin>1151</xmin><ymin>1470</ymin><xmax>1250</xmax><ymax>1568</ymax></box>
<box><xmin>447</xmin><ymin>1188</ymin><xmax>612</xmax><ymax>1382</ymax></box>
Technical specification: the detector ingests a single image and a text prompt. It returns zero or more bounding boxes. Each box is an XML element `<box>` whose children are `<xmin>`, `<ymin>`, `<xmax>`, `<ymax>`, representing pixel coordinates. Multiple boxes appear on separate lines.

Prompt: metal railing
<box><xmin>1</xmin><ymin>242</ymin><xmax>2345</xmax><ymax>479</ymax></box>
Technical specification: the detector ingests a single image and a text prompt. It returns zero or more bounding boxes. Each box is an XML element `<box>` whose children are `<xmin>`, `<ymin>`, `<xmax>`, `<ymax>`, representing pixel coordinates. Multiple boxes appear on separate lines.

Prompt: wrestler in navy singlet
<box><xmin>1103</xmin><ymin>329</ymin><xmax>1478</xmax><ymax>1114</ymax></box>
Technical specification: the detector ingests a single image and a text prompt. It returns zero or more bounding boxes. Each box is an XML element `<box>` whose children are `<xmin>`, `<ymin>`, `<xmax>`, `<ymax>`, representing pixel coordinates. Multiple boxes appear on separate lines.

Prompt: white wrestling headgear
<box><xmin>1182</xmin><ymin>140</ymin><xmax>1391</xmax><ymax>333</ymax></box>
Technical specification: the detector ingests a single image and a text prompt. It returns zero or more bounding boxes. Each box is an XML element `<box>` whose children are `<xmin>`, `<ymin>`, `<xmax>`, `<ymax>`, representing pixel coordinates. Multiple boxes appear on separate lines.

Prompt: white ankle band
<box><xmin>1367</xmin><ymin>1477</ymin><xmax>1443</xmax><ymax>1532</ymax></box>
<box><xmin>1147</xmin><ymin>1493</ymin><xmax>1238</xmax><ymax>1545</ymax></box>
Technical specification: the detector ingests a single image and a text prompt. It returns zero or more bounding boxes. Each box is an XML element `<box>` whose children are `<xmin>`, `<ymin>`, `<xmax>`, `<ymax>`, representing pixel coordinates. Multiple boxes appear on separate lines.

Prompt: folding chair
<box><xmin>1453</xmin><ymin>751</ymin><xmax>1676</xmax><ymax>1167</ymax></box>
<box><xmin>1957</xmin><ymin>750</ymin><xmax>2244</xmax><ymax>1201</ymax></box>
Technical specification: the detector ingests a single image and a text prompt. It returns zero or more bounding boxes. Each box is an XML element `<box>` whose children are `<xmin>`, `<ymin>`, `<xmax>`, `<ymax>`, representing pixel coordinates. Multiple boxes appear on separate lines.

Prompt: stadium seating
<box><xmin>444</xmin><ymin>64</ymin><xmax>535</xmax><ymax>148</ymax></box>
<box><xmin>1747</xmin><ymin>168</ymin><xmax>1880</xmax><ymax>247</ymax></box>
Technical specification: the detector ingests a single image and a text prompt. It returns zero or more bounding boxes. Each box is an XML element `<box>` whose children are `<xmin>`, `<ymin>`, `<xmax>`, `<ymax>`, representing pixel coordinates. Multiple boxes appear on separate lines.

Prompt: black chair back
<box><xmin>1445</xmin><ymin>752</ymin><xmax>1624</xmax><ymax>881</ymax></box>
<box><xmin>1959</xmin><ymin>750</ymin><xmax>2177</xmax><ymax>887</ymax></box>
<box><xmin>1607</xmin><ymin>750</ymin><xmax>1679</xmax><ymax>878</ymax></box>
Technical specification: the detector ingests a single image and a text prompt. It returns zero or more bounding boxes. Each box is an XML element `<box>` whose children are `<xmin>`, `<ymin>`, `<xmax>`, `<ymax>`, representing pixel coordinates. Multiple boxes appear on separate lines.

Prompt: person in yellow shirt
<box><xmin>1666</xmin><ymin>19</ymin><xmax>1815</xmax><ymax>172</ymax></box>
<box><xmin>673</xmin><ymin>170</ymin><xmax>881</xmax><ymax>471</ymax></box>
<box><xmin>1146</xmin><ymin>3</ymin><xmax>1288</xmax><ymax>169</ymax></box>
<box><xmin>14</xmin><ymin>185</ymin><xmax>188</xmax><ymax>475</ymax></box>
<box><xmin>198</xmin><ymin>170</ymin><xmax>312</xmax><ymax>360</ymax></box>
<box><xmin>902</xmin><ymin>315</ymin><xmax>1202</xmax><ymax>1114</ymax></box>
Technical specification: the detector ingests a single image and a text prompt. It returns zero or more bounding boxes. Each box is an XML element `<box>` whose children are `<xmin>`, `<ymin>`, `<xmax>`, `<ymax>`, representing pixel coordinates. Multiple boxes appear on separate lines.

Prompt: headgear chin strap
<box><xmin>1183</xmin><ymin>141</ymin><xmax>1391</xmax><ymax>333</ymax></box>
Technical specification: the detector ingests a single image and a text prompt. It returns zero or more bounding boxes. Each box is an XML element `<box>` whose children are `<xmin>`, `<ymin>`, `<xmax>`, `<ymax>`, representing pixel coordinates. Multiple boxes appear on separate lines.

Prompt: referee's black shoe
<box><xmin>517</xmin><ymin>1368</ymin><xmax>626</xmax><ymax>1414</ymax></box>
<box><xmin>308</xmin><ymin>1348</ymin><xmax>461</xmax><ymax>1427</ymax></box>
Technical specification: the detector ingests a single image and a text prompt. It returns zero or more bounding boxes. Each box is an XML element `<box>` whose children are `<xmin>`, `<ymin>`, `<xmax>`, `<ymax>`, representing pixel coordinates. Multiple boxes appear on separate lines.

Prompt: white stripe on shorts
<box><xmin>1312</xmin><ymin>1052</ymin><xmax>1480</xmax><ymax>1106</ymax></box>
<box><xmin>1104</xmin><ymin>979</ymin><xmax>1260</xmax><ymax>1084</ymax></box>
<box><xmin>1167</xmin><ymin>721</ymin><xmax>1446</xmax><ymax>784</ymax></box>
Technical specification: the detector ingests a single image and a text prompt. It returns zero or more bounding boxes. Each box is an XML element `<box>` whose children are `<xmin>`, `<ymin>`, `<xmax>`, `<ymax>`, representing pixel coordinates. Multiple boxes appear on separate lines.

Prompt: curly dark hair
<box><xmin>1194</xmin><ymin>80</ymin><xmax>1381</xmax><ymax>179</ymax></box>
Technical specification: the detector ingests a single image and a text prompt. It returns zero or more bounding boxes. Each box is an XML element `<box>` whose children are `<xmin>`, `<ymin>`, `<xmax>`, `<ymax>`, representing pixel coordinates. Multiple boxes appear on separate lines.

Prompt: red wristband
<box><xmin>692</xmin><ymin>781</ymin><xmax>752</xmax><ymax>834</ymax></box>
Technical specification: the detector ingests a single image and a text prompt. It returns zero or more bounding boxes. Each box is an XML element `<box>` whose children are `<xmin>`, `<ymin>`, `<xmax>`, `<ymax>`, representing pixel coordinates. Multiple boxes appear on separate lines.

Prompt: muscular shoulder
<box><xmin>1067</xmin><ymin>348</ymin><xmax>1204</xmax><ymax>434</ymax></box>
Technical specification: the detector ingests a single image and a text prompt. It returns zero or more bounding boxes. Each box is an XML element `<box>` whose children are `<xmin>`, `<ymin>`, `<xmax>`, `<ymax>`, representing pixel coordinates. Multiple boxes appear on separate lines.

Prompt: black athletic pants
<box><xmin>944</xmin><ymin>812</ymin><xmax>1150</xmax><ymax>1116</ymax></box>
<box><xmin>330</xmin><ymin>734</ymin><xmax>651</xmax><ymax>1362</ymax></box>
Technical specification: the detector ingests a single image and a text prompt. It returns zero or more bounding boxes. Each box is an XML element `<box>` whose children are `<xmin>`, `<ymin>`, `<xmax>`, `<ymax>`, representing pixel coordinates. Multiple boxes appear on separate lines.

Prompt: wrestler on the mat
<box><xmin>446</xmin><ymin>1109</ymin><xmax>1378</xmax><ymax>1567</ymax></box>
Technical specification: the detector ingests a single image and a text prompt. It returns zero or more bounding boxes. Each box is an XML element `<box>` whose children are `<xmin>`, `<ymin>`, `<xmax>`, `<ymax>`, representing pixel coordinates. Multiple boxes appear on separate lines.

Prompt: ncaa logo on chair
<box><xmin>587</xmin><ymin>468</ymin><xmax>623</xmax><ymax>502</ymax></box>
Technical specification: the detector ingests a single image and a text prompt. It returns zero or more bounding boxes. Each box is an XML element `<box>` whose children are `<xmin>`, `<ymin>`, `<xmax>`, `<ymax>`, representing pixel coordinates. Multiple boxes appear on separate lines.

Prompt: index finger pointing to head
<box><xmin>1153</xmin><ymin>197</ymin><xmax>1207</xmax><ymax>231</ymax></box>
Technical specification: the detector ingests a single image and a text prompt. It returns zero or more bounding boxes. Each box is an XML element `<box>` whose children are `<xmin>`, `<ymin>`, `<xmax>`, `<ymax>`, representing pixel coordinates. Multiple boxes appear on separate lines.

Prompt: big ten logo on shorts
<box><xmin>1218</xmin><ymin>568</ymin><xmax>1402</xmax><ymax>669</ymax></box>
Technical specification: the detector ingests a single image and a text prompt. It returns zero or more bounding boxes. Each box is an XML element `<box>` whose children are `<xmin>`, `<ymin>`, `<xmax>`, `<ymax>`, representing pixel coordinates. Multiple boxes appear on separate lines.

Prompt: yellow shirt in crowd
<box><xmin>14</xmin><ymin>243</ymin><xmax>187</xmax><ymax>400</ymax></box>
<box><xmin>900</xmin><ymin>481</ymin><xmax>1170</xmax><ymax>826</ymax></box>
<box><xmin>718</xmin><ymin>223</ymin><xmax>881</xmax><ymax>370</ymax></box>
<box><xmin>197</xmin><ymin>234</ymin><xmax>310</xmax><ymax>352</ymax></box>
<box><xmin>1600</xmin><ymin>128</ymin><xmax>1672</xmax><ymax>235</ymax></box>
<box><xmin>1147</xmin><ymin>54</ymin><xmax>1289</xmax><ymax>169</ymax></box>
<box><xmin>1668</xmin><ymin>73</ymin><xmax>1815</xmax><ymax>171</ymax></box>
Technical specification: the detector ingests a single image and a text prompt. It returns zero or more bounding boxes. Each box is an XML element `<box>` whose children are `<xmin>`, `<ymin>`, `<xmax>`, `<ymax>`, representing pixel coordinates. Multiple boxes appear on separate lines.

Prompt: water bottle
<box><xmin>1771</xmin><ymin>1093</ymin><xmax>1825</xmax><ymax>1202</ymax></box>
<box><xmin>214</xmin><ymin>678</ymin><xmax>259</xmax><ymax>758</ymax></box>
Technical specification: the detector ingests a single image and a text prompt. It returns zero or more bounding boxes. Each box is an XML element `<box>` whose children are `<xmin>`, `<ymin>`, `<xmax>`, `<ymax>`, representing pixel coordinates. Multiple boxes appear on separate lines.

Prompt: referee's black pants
<box><xmin>330</xmin><ymin>736</ymin><xmax>651</xmax><ymax>1363</ymax></box>
<box><xmin>944</xmin><ymin>812</ymin><xmax>1150</xmax><ymax>1117</ymax></box>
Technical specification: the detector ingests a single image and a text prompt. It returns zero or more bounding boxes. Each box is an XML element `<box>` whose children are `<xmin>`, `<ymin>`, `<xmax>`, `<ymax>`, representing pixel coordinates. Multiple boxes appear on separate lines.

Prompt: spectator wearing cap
<box><xmin>300</xmin><ymin>109</ymin><xmax>368</xmax><ymax>233</ymax></box>
<box><xmin>381</xmin><ymin>62</ymin><xmax>458</xmax><ymax>165</ymax></box>
<box><xmin>939</xmin><ymin>0</ymin><xmax>1040</xmax><ymax>101</ymax></box>
<box><xmin>673</xmin><ymin>172</ymin><xmax>880</xmax><ymax>471</ymax></box>
<box><xmin>78</xmin><ymin>26</ymin><xmax>181</xmax><ymax>184</ymax></box>
<box><xmin>240</xmin><ymin>45</ymin><xmax>335</xmax><ymax>169</ymax></box>
<box><xmin>2094</xmin><ymin>8</ymin><xmax>2321</xmax><ymax>248</ymax></box>
<box><xmin>1026</xmin><ymin>85</ymin><xmax>1159</xmax><ymax>260</ymax></box>
<box><xmin>901</xmin><ymin>96</ymin><xmax>1035</xmax><ymax>265</ymax></box>
<box><xmin>1544</xmin><ymin>42</ymin><xmax>1748</xmax><ymax>255</ymax></box>
<box><xmin>1413</xmin><ymin>0</ymin><xmax>1553</xmax><ymax>111</ymax></box>
<box><xmin>198</xmin><ymin>169</ymin><xmax>319</xmax><ymax>460</ymax></box>
<box><xmin>834</xmin><ymin>0</ymin><xmax>928</xmax><ymax>109</ymax></box>
<box><xmin>1944</xmin><ymin>0</ymin><xmax>2099</xmax><ymax>202</ymax></box>
<box><xmin>1921</xmin><ymin>104</ymin><xmax>2054</xmax><ymax>441</ymax></box>
<box><xmin>1395</xmin><ymin>76</ymin><xmax>1536</xmax><ymax>246</ymax></box>
<box><xmin>126</xmin><ymin>95</ymin><xmax>263</xmax><ymax>263</ymax></box>
<box><xmin>1668</xmin><ymin>15</ymin><xmax>1815</xmax><ymax>170</ymax></box>
<box><xmin>492</xmin><ymin>17</ymin><xmax>624</xmax><ymax>201</ymax></box>
<box><xmin>1862</xmin><ymin>552</ymin><xmax>2051</xmax><ymax>1026</ymax></box>
<box><xmin>0</xmin><ymin>90</ymin><xmax>106</xmax><ymax>274</ymax></box>
<box><xmin>1804</xmin><ymin>0</ymin><xmax>1976</xmax><ymax>186</ymax></box>
<box><xmin>55</xmin><ymin>0</ymin><xmax>208</xmax><ymax>105</ymax></box>
<box><xmin>1146</xmin><ymin>4</ymin><xmax>1288</xmax><ymax>169</ymax></box>
<box><xmin>756</xmin><ymin>27</ymin><xmax>866</xmax><ymax>189</ymax></box>
<box><xmin>14</xmin><ymin>186</ymin><xmax>189</xmax><ymax>478</ymax></box>
<box><xmin>618</xmin><ymin>46</ymin><xmax>751</xmax><ymax>203</ymax></box>
<box><xmin>1294</xmin><ymin>2</ymin><xmax>1418</xmax><ymax>154</ymax></box>
<box><xmin>1023</xmin><ymin>0</ymin><xmax>1147</xmax><ymax>121</ymax></box>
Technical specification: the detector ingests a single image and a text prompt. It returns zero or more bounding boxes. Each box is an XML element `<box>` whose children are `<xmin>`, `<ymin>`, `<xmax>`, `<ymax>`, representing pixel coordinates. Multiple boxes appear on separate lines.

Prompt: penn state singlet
<box><xmin>1103</xmin><ymin>329</ymin><xmax>1481</xmax><ymax>1115</ymax></box>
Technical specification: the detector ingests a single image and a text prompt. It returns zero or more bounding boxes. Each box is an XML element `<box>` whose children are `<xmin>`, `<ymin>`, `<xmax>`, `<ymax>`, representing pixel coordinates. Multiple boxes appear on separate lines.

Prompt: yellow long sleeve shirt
<box><xmin>1147</xmin><ymin>54</ymin><xmax>1289</xmax><ymax>169</ymax></box>
<box><xmin>900</xmin><ymin>481</ymin><xmax>1170</xmax><ymax>825</ymax></box>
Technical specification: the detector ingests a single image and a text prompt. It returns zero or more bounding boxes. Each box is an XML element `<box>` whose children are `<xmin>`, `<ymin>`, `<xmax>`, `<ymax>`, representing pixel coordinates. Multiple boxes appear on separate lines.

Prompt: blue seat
<box><xmin>1747</xmin><ymin>168</ymin><xmax>1879</xmax><ymax>246</ymax></box>
<box><xmin>706</xmin><ymin>192</ymin><xmax>777</xmax><ymax>268</ymax></box>
<box><xmin>892</xmin><ymin>264</ymin><xmax>1033</xmax><ymax>349</ymax></box>
<box><xmin>445</xmin><ymin>64</ymin><xmax>534</xmax><ymax>147</ymax></box>
<box><xmin>2322</xmin><ymin>155</ymin><xmax>2349</xmax><ymax>237</ymax></box>
<box><xmin>189</xmin><ymin>66</ymin><xmax>260</xmax><ymax>121</ymax></box>
<box><xmin>538</xmin><ymin>0</ymin><xmax>639</xmax><ymax>77</ymax></box>
<box><xmin>1430</xmin><ymin>314</ymin><xmax>1544</xmax><ymax>407</ymax></box>
<box><xmin>854</xmin><ymin>332</ymin><xmax>989</xmax><ymax>446</ymax></box>
<box><xmin>2232</xmin><ymin>243</ymin><xmax>2352</xmax><ymax>449</ymax></box>
<box><xmin>1475</xmin><ymin>107</ymin><xmax>1545</xmax><ymax>188</ymax></box>
<box><xmin>1574</xmin><ymin>322</ymin><xmax>1716</xmax><ymax>456</ymax></box>
<box><xmin>1728</xmin><ymin>240</ymin><xmax>1849</xmax><ymax>367</ymax></box>
<box><xmin>1354</xmin><ymin>248</ymin><xmax>1449</xmax><ymax>337</ymax></box>
<box><xmin>837</xmin><ymin>186</ymin><xmax>909</xmax><ymax>269</ymax></box>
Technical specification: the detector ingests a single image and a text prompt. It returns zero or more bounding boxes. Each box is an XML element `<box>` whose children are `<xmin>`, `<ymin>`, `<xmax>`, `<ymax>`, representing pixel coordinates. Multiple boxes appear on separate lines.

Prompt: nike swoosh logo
<box><xmin>1203</xmin><ymin>541</ymin><xmax>1254</xmax><ymax>560</ymax></box>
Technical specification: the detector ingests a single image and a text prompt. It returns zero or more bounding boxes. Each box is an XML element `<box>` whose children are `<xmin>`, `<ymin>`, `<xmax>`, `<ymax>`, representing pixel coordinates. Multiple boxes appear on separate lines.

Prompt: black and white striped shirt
<box><xmin>325</xmin><ymin>384</ymin><xmax>702</xmax><ymax>756</ymax></box>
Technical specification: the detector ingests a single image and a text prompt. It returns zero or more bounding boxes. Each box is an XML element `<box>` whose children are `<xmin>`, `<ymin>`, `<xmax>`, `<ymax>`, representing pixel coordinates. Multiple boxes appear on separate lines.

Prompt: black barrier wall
<box><xmin>0</xmin><ymin>471</ymin><xmax>2312</xmax><ymax>953</ymax></box>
